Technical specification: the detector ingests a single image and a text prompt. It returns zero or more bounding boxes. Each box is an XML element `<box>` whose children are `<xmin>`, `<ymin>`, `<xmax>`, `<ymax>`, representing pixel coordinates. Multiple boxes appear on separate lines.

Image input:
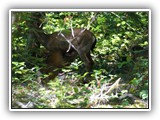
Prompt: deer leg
<box><xmin>47</xmin><ymin>51</ymin><xmax>64</xmax><ymax>68</ymax></box>
<box><xmin>40</xmin><ymin>51</ymin><xmax>65</xmax><ymax>82</ymax></box>
<box><xmin>86</xmin><ymin>52</ymin><xmax>94</xmax><ymax>66</ymax></box>
<box><xmin>78</xmin><ymin>51</ymin><xmax>92</xmax><ymax>71</ymax></box>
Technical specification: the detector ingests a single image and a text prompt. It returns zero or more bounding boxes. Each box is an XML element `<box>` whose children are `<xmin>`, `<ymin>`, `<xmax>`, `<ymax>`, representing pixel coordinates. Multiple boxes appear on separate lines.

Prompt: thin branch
<box><xmin>106</xmin><ymin>78</ymin><xmax>121</xmax><ymax>94</ymax></box>
<box><xmin>67</xmin><ymin>19</ymin><xmax>75</xmax><ymax>52</ymax></box>
<box><xmin>59</xmin><ymin>32</ymin><xmax>78</xmax><ymax>53</ymax></box>
<box><xmin>111</xmin><ymin>12</ymin><xmax>141</xmax><ymax>34</ymax></box>
<box><xmin>70</xmin><ymin>20</ymin><xmax>75</xmax><ymax>38</ymax></box>
<box><xmin>61</xmin><ymin>13</ymin><xmax>98</xmax><ymax>53</ymax></box>
<box><xmin>86</xmin><ymin>12</ymin><xmax>98</xmax><ymax>30</ymax></box>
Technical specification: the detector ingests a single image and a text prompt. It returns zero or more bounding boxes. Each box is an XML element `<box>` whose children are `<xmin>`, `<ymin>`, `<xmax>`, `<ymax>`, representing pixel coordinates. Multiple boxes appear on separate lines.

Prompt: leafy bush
<box><xmin>11</xmin><ymin>11</ymin><xmax>149</xmax><ymax>109</ymax></box>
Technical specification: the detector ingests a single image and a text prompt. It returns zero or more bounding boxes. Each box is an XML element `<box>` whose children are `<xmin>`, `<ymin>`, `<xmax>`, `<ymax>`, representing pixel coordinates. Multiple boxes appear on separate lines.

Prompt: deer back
<box><xmin>45</xmin><ymin>28</ymin><xmax>96</xmax><ymax>54</ymax></box>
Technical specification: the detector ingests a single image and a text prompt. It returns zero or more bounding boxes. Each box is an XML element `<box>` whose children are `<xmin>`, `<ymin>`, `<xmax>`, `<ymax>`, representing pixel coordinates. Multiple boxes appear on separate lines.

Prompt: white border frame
<box><xmin>9</xmin><ymin>9</ymin><xmax>151</xmax><ymax>111</ymax></box>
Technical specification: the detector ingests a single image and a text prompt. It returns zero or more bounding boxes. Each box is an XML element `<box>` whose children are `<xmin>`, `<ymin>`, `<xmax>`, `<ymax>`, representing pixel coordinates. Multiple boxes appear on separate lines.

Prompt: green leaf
<box><xmin>130</xmin><ymin>78</ymin><xmax>140</xmax><ymax>86</ymax></box>
<box><xmin>117</xmin><ymin>23</ymin><xmax>121</xmax><ymax>27</ymax></box>
<box><xmin>140</xmin><ymin>90</ymin><xmax>148</xmax><ymax>100</ymax></box>
<box><xmin>74</xmin><ymin>87</ymin><xmax>79</xmax><ymax>93</ymax></box>
<box><xmin>121</xmin><ymin>21</ymin><xmax>126</xmax><ymax>25</ymax></box>
<box><xmin>15</xmin><ymin>70</ymin><xmax>22</xmax><ymax>74</ymax></box>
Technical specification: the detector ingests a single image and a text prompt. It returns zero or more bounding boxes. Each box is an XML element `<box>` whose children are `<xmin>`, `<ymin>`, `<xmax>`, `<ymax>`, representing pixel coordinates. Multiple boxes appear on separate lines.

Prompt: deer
<box><xmin>28</xmin><ymin>12</ymin><xmax>97</xmax><ymax>80</ymax></box>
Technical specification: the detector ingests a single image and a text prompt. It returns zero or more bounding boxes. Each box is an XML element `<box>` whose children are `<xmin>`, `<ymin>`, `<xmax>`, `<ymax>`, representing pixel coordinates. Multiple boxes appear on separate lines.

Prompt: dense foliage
<box><xmin>11</xmin><ymin>11</ymin><xmax>149</xmax><ymax>109</ymax></box>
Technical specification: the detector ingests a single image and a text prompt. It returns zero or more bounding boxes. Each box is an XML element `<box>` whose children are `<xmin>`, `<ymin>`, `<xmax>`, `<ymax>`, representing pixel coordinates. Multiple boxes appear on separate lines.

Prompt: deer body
<box><xmin>35</xmin><ymin>28</ymin><xmax>96</xmax><ymax>71</ymax></box>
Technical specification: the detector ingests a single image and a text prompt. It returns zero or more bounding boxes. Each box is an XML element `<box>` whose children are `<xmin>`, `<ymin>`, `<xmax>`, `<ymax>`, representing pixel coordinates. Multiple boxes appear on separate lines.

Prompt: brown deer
<box><xmin>28</xmin><ymin>12</ymin><xmax>96</xmax><ymax>80</ymax></box>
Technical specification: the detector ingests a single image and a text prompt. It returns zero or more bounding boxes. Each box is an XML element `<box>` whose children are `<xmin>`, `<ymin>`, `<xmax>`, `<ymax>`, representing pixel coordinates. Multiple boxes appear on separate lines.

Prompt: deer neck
<box><xmin>33</xmin><ymin>29</ymin><xmax>49</xmax><ymax>47</ymax></box>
